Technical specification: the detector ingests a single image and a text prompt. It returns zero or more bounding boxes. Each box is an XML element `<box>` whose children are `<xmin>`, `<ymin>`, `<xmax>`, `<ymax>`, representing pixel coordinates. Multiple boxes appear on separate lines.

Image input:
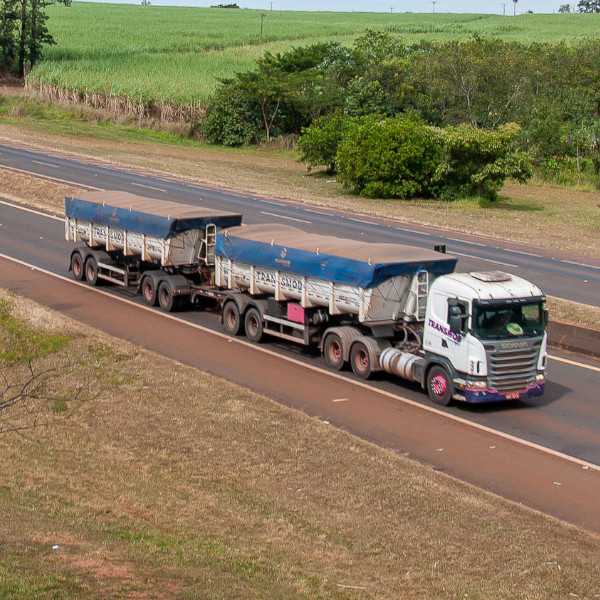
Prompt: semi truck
<box><xmin>66</xmin><ymin>191</ymin><xmax>548</xmax><ymax>406</ymax></box>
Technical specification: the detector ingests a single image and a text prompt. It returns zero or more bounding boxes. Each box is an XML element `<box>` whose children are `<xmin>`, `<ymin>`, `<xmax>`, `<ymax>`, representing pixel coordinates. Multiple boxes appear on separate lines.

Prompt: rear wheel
<box><xmin>71</xmin><ymin>252</ymin><xmax>84</xmax><ymax>281</ymax></box>
<box><xmin>427</xmin><ymin>366</ymin><xmax>453</xmax><ymax>406</ymax></box>
<box><xmin>223</xmin><ymin>301</ymin><xmax>242</xmax><ymax>336</ymax></box>
<box><xmin>84</xmin><ymin>256</ymin><xmax>99</xmax><ymax>286</ymax></box>
<box><xmin>244</xmin><ymin>307</ymin><xmax>264</xmax><ymax>343</ymax></box>
<box><xmin>158</xmin><ymin>282</ymin><xmax>176</xmax><ymax>312</ymax></box>
<box><xmin>350</xmin><ymin>341</ymin><xmax>372</xmax><ymax>380</ymax></box>
<box><xmin>323</xmin><ymin>333</ymin><xmax>345</xmax><ymax>371</ymax></box>
<box><xmin>141</xmin><ymin>276</ymin><xmax>158</xmax><ymax>306</ymax></box>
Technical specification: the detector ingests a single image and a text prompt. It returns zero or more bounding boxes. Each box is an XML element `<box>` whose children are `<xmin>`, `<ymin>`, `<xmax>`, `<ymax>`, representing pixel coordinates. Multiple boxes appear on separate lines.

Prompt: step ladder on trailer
<box><xmin>199</xmin><ymin>224</ymin><xmax>217</xmax><ymax>265</ymax></box>
<box><xmin>416</xmin><ymin>270</ymin><xmax>429</xmax><ymax>320</ymax></box>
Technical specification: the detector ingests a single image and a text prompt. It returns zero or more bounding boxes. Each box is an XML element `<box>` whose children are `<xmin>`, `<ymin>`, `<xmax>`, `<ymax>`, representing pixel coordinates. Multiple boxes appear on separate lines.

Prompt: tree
<box><xmin>1</xmin><ymin>297</ymin><xmax>89</xmax><ymax>435</ymax></box>
<box><xmin>577</xmin><ymin>0</ymin><xmax>600</xmax><ymax>11</ymax></box>
<box><xmin>558</xmin><ymin>3</ymin><xmax>571</xmax><ymax>11</ymax></box>
<box><xmin>434</xmin><ymin>123</ymin><xmax>532</xmax><ymax>200</ymax></box>
<box><xmin>0</xmin><ymin>0</ymin><xmax>71</xmax><ymax>78</ymax></box>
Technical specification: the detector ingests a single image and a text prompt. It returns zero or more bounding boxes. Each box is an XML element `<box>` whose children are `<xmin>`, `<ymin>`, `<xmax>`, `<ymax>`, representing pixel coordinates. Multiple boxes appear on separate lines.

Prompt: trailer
<box><xmin>65</xmin><ymin>191</ymin><xmax>242</xmax><ymax>310</ymax></box>
<box><xmin>65</xmin><ymin>192</ymin><xmax>547</xmax><ymax>406</ymax></box>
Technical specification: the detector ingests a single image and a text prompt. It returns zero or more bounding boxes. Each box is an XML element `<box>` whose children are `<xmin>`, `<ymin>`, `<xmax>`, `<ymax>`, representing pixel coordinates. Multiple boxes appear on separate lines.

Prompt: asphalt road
<box><xmin>1</xmin><ymin>199</ymin><xmax>600</xmax><ymax>533</ymax></box>
<box><xmin>1</xmin><ymin>140</ymin><xmax>599</xmax><ymax>306</ymax></box>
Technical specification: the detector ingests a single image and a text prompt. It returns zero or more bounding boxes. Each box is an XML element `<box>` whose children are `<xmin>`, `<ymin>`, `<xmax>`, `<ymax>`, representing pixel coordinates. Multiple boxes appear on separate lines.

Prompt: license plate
<box><xmin>506</xmin><ymin>392</ymin><xmax>520</xmax><ymax>400</ymax></box>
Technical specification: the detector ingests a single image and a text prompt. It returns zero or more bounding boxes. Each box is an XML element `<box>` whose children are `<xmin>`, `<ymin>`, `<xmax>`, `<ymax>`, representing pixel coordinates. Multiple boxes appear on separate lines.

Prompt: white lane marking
<box><xmin>503</xmin><ymin>248</ymin><xmax>543</xmax><ymax>258</ymax></box>
<box><xmin>332</xmin><ymin>398</ymin><xmax>350</xmax><ymax>403</ymax></box>
<box><xmin>561</xmin><ymin>258</ymin><xmax>600</xmax><ymax>271</ymax></box>
<box><xmin>446</xmin><ymin>237</ymin><xmax>488</xmax><ymax>247</ymax></box>
<box><xmin>549</xmin><ymin>354</ymin><xmax>600</xmax><ymax>373</ymax></box>
<box><xmin>1</xmin><ymin>251</ymin><xmax>599</xmax><ymax>474</ymax></box>
<box><xmin>131</xmin><ymin>182</ymin><xmax>167</xmax><ymax>194</ymax></box>
<box><xmin>32</xmin><ymin>160</ymin><xmax>57</xmax><ymax>168</ymax></box>
<box><xmin>0</xmin><ymin>199</ymin><xmax>63</xmax><ymax>221</ymax></box>
<box><xmin>260</xmin><ymin>211</ymin><xmax>311</xmax><ymax>224</ymax></box>
<box><xmin>0</xmin><ymin>164</ymin><xmax>104</xmax><ymax>191</ymax></box>
<box><xmin>450</xmin><ymin>250</ymin><xmax>519</xmax><ymax>269</ymax></box>
<box><xmin>347</xmin><ymin>218</ymin><xmax>379</xmax><ymax>226</ymax></box>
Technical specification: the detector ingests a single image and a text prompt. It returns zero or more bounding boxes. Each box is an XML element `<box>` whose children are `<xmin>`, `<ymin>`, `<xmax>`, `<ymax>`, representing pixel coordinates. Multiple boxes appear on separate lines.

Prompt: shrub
<box><xmin>297</xmin><ymin>111</ymin><xmax>347</xmax><ymax>173</ymax></box>
<box><xmin>199</xmin><ymin>84</ymin><xmax>260</xmax><ymax>146</ymax></box>
<box><xmin>336</xmin><ymin>115</ymin><xmax>442</xmax><ymax>198</ymax></box>
<box><xmin>435</xmin><ymin>123</ymin><xmax>532</xmax><ymax>201</ymax></box>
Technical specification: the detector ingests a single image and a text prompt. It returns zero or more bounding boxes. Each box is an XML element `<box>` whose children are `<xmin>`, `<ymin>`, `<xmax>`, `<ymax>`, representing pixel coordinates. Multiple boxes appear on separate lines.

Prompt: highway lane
<box><xmin>1</xmin><ymin>140</ymin><xmax>599</xmax><ymax>306</ymax></box>
<box><xmin>2</xmin><ymin>199</ymin><xmax>600</xmax><ymax>470</ymax></box>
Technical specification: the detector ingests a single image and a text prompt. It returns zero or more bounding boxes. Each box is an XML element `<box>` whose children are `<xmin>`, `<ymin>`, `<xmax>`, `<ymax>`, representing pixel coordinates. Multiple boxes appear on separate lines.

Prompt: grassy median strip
<box><xmin>1</xmin><ymin>290</ymin><xmax>599</xmax><ymax>599</ymax></box>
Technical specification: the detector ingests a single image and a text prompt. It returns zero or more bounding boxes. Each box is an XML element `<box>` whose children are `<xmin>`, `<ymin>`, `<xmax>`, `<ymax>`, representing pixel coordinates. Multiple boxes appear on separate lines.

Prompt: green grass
<box><xmin>31</xmin><ymin>3</ymin><xmax>600</xmax><ymax>105</ymax></box>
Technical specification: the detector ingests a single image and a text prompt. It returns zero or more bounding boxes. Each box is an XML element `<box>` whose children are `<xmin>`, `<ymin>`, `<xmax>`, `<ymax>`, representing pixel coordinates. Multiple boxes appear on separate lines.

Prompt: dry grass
<box><xmin>1</xmin><ymin>290</ymin><xmax>599</xmax><ymax>599</ymax></box>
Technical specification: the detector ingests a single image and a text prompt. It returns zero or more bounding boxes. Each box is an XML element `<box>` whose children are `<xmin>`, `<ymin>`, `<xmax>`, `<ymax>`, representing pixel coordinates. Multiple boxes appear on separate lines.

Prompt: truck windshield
<box><xmin>472</xmin><ymin>302</ymin><xmax>545</xmax><ymax>340</ymax></box>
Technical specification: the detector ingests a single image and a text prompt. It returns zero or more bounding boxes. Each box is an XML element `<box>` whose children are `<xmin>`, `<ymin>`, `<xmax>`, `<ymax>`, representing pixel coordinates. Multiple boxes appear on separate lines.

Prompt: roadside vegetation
<box><xmin>1</xmin><ymin>290</ymin><xmax>600</xmax><ymax>598</ymax></box>
<box><xmin>17</xmin><ymin>5</ymin><xmax>600</xmax><ymax>201</ymax></box>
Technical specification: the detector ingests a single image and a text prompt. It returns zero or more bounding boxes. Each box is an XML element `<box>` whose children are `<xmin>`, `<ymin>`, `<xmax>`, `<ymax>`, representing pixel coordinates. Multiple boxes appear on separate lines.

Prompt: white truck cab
<box><xmin>423</xmin><ymin>271</ymin><xmax>547</xmax><ymax>404</ymax></box>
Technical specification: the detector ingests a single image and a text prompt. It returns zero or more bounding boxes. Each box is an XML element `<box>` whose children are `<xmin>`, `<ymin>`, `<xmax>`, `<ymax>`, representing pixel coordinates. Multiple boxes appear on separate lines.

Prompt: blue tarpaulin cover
<box><xmin>65</xmin><ymin>191</ymin><xmax>243</xmax><ymax>239</ymax></box>
<box><xmin>216</xmin><ymin>224</ymin><xmax>457</xmax><ymax>288</ymax></box>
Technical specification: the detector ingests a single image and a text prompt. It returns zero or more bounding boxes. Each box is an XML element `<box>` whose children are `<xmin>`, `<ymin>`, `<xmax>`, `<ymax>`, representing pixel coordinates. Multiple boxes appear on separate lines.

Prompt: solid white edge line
<box><xmin>1</xmin><ymin>251</ymin><xmax>599</xmax><ymax>474</ymax></box>
<box><xmin>0</xmin><ymin>198</ymin><xmax>64</xmax><ymax>221</ymax></box>
<box><xmin>549</xmin><ymin>354</ymin><xmax>600</xmax><ymax>373</ymax></box>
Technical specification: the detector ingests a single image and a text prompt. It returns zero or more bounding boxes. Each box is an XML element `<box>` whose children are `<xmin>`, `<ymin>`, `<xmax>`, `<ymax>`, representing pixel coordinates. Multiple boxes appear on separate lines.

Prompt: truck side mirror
<box><xmin>448</xmin><ymin>305</ymin><xmax>463</xmax><ymax>335</ymax></box>
<box><xmin>543</xmin><ymin>308</ymin><xmax>549</xmax><ymax>326</ymax></box>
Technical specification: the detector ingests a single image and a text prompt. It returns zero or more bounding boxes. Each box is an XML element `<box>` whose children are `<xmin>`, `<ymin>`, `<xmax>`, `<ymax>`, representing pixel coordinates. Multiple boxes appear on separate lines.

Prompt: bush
<box><xmin>297</xmin><ymin>112</ymin><xmax>347</xmax><ymax>173</ymax></box>
<box><xmin>199</xmin><ymin>84</ymin><xmax>260</xmax><ymax>146</ymax></box>
<box><xmin>435</xmin><ymin>123</ymin><xmax>532</xmax><ymax>201</ymax></box>
<box><xmin>336</xmin><ymin>115</ymin><xmax>442</xmax><ymax>198</ymax></box>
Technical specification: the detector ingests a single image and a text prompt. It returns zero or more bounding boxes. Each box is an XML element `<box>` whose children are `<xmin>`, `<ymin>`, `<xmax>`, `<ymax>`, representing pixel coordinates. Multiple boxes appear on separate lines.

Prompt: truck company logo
<box><xmin>500</xmin><ymin>341</ymin><xmax>529</xmax><ymax>350</ymax></box>
<box><xmin>256</xmin><ymin>270</ymin><xmax>303</xmax><ymax>292</ymax></box>
<box><xmin>280</xmin><ymin>248</ymin><xmax>287</xmax><ymax>259</ymax></box>
<box><xmin>428</xmin><ymin>319</ymin><xmax>462</xmax><ymax>343</ymax></box>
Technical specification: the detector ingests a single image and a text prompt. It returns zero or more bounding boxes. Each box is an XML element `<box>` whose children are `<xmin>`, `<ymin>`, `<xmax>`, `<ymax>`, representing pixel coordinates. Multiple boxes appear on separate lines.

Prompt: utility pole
<box><xmin>432</xmin><ymin>0</ymin><xmax>437</xmax><ymax>12</ymax></box>
<box><xmin>502</xmin><ymin>3</ymin><xmax>506</xmax><ymax>15</ymax></box>
<box><xmin>390</xmin><ymin>5</ymin><xmax>394</xmax><ymax>12</ymax></box>
<box><xmin>260</xmin><ymin>12</ymin><xmax>266</xmax><ymax>37</ymax></box>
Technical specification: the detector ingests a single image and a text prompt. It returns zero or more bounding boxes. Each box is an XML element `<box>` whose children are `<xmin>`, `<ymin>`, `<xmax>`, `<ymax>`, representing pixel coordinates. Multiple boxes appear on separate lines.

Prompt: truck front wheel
<box><xmin>223</xmin><ymin>301</ymin><xmax>242</xmax><ymax>336</ymax></box>
<box><xmin>244</xmin><ymin>307</ymin><xmax>264</xmax><ymax>343</ymax></box>
<box><xmin>350</xmin><ymin>342</ymin><xmax>372</xmax><ymax>380</ymax></box>
<box><xmin>427</xmin><ymin>366</ymin><xmax>453</xmax><ymax>406</ymax></box>
<box><xmin>323</xmin><ymin>333</ymin><xmax>345</xmax><ymax>371</ymax></box>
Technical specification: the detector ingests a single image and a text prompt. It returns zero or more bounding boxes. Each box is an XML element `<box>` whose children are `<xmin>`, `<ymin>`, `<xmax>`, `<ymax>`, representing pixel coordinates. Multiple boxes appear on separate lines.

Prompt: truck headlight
<box><xmin>536</xmin><ymin>374</ymin><xmax>545</xmax><ymax>383</ymax></box>
<box><xmin>466</xmin><ymin>380</ymin><xmax>488</xmax><ymax>389</ymax></box>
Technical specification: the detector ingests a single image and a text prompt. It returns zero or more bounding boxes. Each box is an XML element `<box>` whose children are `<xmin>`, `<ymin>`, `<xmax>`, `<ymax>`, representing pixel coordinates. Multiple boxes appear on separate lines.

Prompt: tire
<box><xmin>244</xmin><ymin>307</ymin><xmax>264</xmax><ymax>343</ymax></box>
<box><xmin>158</xmin><ymin>281</ymin><xmax>176</xmax><ymax>312</ymax></box>
<box><xmin>427</xmin><ymin>366</ymin><xmax>453</xmax><ymax>406</ymax></box>
<box><xmin>71</xmin><ymin>252</ymin><xmax>85</xmax><ymax>281</ymax></box>
<box><xmin>223</xmin><ymin>301</ymin><xmax>242</xmax><ymax>336</ymax></box>
<box><xmin>323</xmin><ymin>333</ymin><xmax>345</xmax><ymax>371</ymax></box>
<box><xmin>350</xmin><ymin>341</ymin><xmax>372</xmax><ymax>380</ymax></box>
<box><xmin>141</xmin><ymin>276</ymin><xmax>158</xmax><ymax>306</ymax></box>
<box><xmin>84</xmin><ymin>256</ymin><xmax>99</xmax><ymax>286</ymax></box>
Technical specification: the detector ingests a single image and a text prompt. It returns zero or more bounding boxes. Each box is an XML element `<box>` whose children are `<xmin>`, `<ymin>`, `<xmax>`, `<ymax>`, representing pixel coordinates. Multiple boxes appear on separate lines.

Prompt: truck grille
<box><xmin>483</xmin><ymin>338</ymin><xmax>542</xmax><ymax>392</ymax></box>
